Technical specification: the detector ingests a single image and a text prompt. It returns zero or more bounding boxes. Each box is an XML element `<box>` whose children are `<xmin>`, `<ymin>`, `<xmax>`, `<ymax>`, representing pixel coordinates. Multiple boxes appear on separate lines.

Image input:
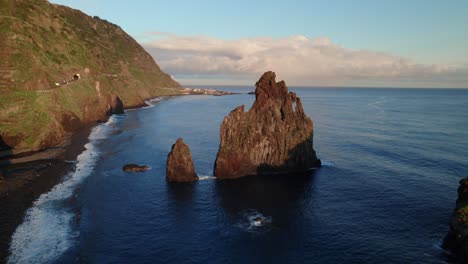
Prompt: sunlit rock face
<box><xmin>214</xmin><ymin>71</ymin><xmax>321</xmax><ymax>179</ymax></box>
<box><xmin>166</xmin><ymin>138</ymin><xmax>198</xmax><ymax>182</ymax></box>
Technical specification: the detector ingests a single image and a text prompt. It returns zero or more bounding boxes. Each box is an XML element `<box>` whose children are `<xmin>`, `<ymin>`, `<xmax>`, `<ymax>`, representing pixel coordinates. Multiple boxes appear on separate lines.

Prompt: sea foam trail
<box><xmin>142</xmin><ymin>97</ymin><xmax>163</xmax><ymax>109</ymax></box>
<box><xmin>7</xmin><ymin>116</ymin><xmax>121</xmax><ymax>264</ymax></box>
<box><xmin>198</xmin><ymin>175</ymin><xmax>216</xmax><ymax>181</ymax></box>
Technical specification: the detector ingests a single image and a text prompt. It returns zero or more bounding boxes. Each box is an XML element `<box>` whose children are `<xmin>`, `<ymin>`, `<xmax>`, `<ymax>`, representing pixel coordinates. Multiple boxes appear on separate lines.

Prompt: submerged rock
<box><xmin>214</xmin><ymin>71</ymin><xmax>321</xmax><ymax>179</ymax></box>
<box><xmin>443</xmin><ymin>177</ymin><xmax>468</xmax><ymax>261</ymax></box>
<box><xmin>166</xmin><ymin>138</ymin><xmax>198</xmax><ymax>182</ymax></box>
<box><xmin>122</xmin><ymin>164</ymin><xmax>149</xmax><ymax>172</ymax></box>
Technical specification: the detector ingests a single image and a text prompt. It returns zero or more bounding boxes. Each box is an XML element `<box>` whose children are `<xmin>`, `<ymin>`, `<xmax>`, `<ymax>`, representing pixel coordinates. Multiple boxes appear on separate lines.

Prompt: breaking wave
<box><xmin>236</xmin><ymin>209</ymin><xmax>273</xmax><ymax>233</ymax></box>
<box><xmin>143</xmin><ymin>97</ymin><xmax>163</xmax><ymax>109</ymax></box>
<box><xmin>198</xmin><ymin>175</ymin><xmax>216</xmax><ymax>181</ymax></box>
<box><xmin>321</xmin><ymin>161</ymin><xmax>335</xmax><ymax>167</ymax></box>
<box><xmin>7</xmin><ymin>115</ymin><xmax>122</xmax><ymax>264</ymax></box>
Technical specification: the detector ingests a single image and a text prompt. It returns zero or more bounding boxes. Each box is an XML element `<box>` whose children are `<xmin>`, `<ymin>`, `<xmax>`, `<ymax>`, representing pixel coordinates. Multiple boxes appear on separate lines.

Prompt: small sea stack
<box><xmin>166</xmin><ymin>138</ymin><xmax>199</xmax><ymax>182</ymax></box>
<box><xmin>214</xmin><ymin>71</ymin><xmax>321</xmax><ymax>179</ymax></box>
<box><xmin>443</xmin><ymin>177</ymin><xmax>468</xmax><ymax>261</ymax></box>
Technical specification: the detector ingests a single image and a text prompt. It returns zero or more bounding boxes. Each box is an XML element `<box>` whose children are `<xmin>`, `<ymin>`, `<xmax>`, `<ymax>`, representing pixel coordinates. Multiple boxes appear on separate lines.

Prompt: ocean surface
<box><xmin>8</xmin><ymin>87</ymin><xmax>468</xmax><ymax>263</ymax></box>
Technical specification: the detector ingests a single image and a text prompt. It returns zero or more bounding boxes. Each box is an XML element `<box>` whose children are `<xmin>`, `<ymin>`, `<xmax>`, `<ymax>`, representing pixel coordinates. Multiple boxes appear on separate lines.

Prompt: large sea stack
<box><xmin>166</xmin><ymin>138</ymin><xmax>199</xmax><ymax>182</ymax></box>
<box><xmin>214</xmin><ymin>71</ymin><xmax>321</xmax><ymax>179</ymax></box>
<box><xmin>443</xmin><ymin>177</ymin><xmax>468</xmax><ymax>261</ymax></box>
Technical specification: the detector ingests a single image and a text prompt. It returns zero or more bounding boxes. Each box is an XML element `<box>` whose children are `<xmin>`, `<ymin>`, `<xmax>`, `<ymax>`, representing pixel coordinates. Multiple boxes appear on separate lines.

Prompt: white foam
<box><xmin>321</xmin><ymin>160</ymin><xmax>335</xmax><ymax>167</ymax></box>
<box><xmin>236</xmin><ymin>209</ymin><xmax>273</xmax><ymax>233</ymax></box>
<box><xmin>432</xmin><ymin>241</ymin><xmax>453</xmax><ymax>256</ymax></box>
<box><xmin>198</xmin><ymin>175</ymin><xmax>216</xmax><ymax>181</ymax></box>
<box><xmin>143</xmin><ymin>97</ymin><xmax>163</xmax><ymax>109</ymax></box>
<box><xmin>7</xmin><ymin>116</ymin><xmax>120</xmax><ymax>264</ymax></box>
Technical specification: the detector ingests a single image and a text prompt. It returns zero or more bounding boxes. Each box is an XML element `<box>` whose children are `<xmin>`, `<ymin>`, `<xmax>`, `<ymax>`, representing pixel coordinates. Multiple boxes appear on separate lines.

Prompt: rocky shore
<box><xmin>0</xmin><ymin>87</ymin><xmax>237</xmax><ymax>261</ymax></box>
<box><xmin>0</xmin><ymin>125</ymin><xmax>92</xmax><ymax>263</ymax></box>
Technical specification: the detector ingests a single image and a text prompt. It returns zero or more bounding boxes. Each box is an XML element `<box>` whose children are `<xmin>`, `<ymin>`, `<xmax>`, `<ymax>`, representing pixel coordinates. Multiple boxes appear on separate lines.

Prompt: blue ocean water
<box><xmin>8</xmin><ymin>87</ymin><xmax>468</xmax><ymax>263</ymax></box>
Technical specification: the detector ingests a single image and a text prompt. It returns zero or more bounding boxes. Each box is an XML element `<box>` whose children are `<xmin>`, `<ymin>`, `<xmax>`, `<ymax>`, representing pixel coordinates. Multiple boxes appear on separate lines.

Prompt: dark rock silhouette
<box><xmin>122</xmin><ymin>164</ymin><xmax>149</xmax><ymax>173</ymax></box>
<box><xmin>109</xmin><ymin>95</ymin><xmax>124</xmax><ymax>115</ymax></box>
<box><xmin>214</xmin><ymin>71</ymin><xmax>320</xmax><ymax>179</ymax></box>
<box><xmin>0</xmin><ymin>136</ymin><xmax>10</xmax><ymax>151</ymax></box>
<box><xmin>443</xmin><ymin>177</ymin><xmax>468</xmax><ymax>262</ymax></box>
<box><xmin>0</xmin><ymin>136</ymin><xmax>12</xmax><ymax>161</ymax></box>
<box><xmin>166</xmin><ymin>138</ymin><xmax>198</xmax><ymax>182</ymax></box>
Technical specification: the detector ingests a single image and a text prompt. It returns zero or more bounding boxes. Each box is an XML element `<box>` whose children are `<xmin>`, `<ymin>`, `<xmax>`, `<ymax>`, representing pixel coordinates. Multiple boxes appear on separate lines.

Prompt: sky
<box><xmin>50</xmin><ymin>0</ymin><xmax>468</xmax><ymax>88</ymax></box>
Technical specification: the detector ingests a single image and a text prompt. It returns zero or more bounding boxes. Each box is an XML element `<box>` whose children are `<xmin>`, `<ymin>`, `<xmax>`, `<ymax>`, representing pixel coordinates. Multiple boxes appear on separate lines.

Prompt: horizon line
<box><xmin>182</xmin><ymin>84</ymin><xmax>468</xmax><ymax>90</ymax></box>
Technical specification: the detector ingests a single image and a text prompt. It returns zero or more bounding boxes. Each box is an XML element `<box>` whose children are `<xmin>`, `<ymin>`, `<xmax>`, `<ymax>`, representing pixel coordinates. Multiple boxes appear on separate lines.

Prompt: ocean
<box><xmin>7</xmin><ymin>87</ymin><xmax>468</xmax><ymax>263</ymax></box>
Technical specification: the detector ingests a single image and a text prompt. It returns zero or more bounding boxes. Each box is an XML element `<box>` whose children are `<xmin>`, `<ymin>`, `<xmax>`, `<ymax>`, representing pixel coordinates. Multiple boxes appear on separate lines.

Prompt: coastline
<box><xmin>0</xmin><ymin>90</ymin><xmax>231</xmax><ymax>263</ymax></box>
<box><xmin>0</xmin><ymin>124</ymin><xmax>93</xmax><ymax>263</ymax></box>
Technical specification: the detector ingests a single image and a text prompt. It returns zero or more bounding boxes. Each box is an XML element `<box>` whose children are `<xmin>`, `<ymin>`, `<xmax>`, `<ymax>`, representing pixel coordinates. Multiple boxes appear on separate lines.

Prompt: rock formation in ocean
<box><xmin>166</xmin><ymin>138</ymin><xmax>198</xmax><ymax>182</ymax></box>
<box><xmin>214</xmin><ymin>71</ymin><xmax>321</xmax><ymax>179</ymax></box>
<box><xmin>443</xmin><ymin>176</ymin><xmax>468</xmax><ymax>261</ymax></box>
<box><xmin>122</xmin><ymin>164</ymin><xmax>149</xmax><ymax>173</ymax></box>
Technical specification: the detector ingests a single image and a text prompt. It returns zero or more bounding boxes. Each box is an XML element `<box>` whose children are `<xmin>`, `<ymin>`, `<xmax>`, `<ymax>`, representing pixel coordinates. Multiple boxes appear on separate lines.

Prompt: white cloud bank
<box><xmin>142</xmin><ymin>33</ymin><xmax>468</xmax><ymax>87</ymax></box>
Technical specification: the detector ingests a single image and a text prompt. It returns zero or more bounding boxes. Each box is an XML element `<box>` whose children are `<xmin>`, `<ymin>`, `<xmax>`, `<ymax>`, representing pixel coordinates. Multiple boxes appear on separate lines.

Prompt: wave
<box><xmin>321</xmin><ymin>160</ymin><xmax>335</xmax><ymax>167</ymax></box>
<box><xmin>143</xmin><ymin>97</ymin><xmax>163</xmax><ymax>109</ymax></box>
<box><xmin>236</xmin><ymin>209</ymin><xmax>273</xmax><ymax>233</ymax></box>
<box><xmin>432</xmin><ymin>241</ymin><xmax>453</xmax><ymax>256</ymax></box>
<box><xmin>198</xmin><ymin>175</ymin><xmax>216</xmax><ymax>181</ymax></box>
<box><xmin>7</xmin><ymin>115</ymin><xmax>121</xmax><ymax>264</ymax></box>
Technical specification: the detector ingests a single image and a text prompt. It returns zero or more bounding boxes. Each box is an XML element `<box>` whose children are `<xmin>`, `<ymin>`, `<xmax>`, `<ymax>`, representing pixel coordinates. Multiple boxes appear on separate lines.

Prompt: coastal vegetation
<box><xmin>0</xmin><ymin>0</ymin><xmax>182</xmax><ymax>155</ymax></box>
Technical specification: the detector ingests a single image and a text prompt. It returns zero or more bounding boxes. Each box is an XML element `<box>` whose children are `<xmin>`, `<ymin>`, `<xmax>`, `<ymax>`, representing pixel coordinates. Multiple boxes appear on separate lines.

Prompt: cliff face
<box><xmin>443</xmin><ymin>177</ymin><xmax>468</xmax><ymax>261</ymax></box>
<box><xmin>0</xmin><ymin>0</ymin><xmax>182</xmax><ymax>155</ymax></box>
<box><xmin>214</xmin><ymin>71</ymin><xmax>321</xmax><ymax>179</ymax></box>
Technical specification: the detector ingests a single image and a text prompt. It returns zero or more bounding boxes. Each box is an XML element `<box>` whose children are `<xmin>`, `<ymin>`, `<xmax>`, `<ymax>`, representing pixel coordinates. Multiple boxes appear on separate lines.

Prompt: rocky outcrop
<box><xmin>122</xmin><ymin>164</ymin><xmax>149</xmax><ymax>173</ymax></box>
<box><xmin>443</xmin><ymin>177</ymin><xmax>468</xmax><ymax>261</ymax></box>
<box><xmin>166</xmin><ymin>138</ymin><xmax>198</xmax><ymax>182</ymax></box>
<box><xmin>214</xmin><ymin>71</ymin><xmax>321</xmax><ymax>179</ymax></box>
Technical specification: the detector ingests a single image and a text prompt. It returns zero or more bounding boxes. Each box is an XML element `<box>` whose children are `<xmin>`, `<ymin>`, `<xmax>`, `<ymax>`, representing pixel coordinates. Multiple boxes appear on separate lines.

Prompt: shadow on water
<box><xmin>215</xmin><ymin>171</ymin><xmax>317</xmax><ymax>224</ymax></box>
<box><xmin>213</xmin><ymin>171</ymin><xmax>318</xmax><ymax>262</ymax></box>
<box><xmin>166</xmin><ymin>181</ymin><xmax>198</xmax><ymax>203</ymax></box>
<box><xmin>165</xmin><ymin>181</ymin><xmax>199</xmax><ymax>227</ymax></box>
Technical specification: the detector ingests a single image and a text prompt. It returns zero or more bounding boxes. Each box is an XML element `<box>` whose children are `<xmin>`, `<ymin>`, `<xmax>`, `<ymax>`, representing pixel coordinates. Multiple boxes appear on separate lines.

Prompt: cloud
<box><xmin>141</xmin><ymin>33</ymin><xmax>468</xmax><ymax>87</ymax></box>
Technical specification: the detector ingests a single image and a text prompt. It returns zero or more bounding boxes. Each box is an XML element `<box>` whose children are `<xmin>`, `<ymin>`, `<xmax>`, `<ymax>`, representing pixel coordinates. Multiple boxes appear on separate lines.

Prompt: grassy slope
<box><xmin>0</xmin><ymin>0</ymin><xmax>183</xmax><ymax>154</ymax></box>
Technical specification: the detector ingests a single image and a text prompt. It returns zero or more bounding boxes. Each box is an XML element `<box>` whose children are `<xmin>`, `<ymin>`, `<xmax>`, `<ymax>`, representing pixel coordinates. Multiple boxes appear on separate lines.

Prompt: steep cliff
<box><xmin>0</xmin><ymin>0</ymin><xmax>182</xmax><ymax>155</ymax></box>
<box><xmin>214</xmin><ymin>71</ymin><xmax>321</xmax><ymax>179</ymax></box>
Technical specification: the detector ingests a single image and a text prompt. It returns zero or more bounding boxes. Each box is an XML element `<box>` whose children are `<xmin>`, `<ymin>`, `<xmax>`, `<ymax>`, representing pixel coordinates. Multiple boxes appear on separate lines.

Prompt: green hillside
<box><xmin>0</xmin><ymin>0</ymin><xmax>183</xmax><ymax>155</ymax></box>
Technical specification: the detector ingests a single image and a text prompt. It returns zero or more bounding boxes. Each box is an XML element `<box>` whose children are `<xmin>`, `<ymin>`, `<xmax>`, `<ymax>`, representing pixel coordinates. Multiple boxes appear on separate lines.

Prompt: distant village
<box><xmin>182</xmin><ymin>87</ymin><xmax>234</xmax><ymax>96</ymax></box>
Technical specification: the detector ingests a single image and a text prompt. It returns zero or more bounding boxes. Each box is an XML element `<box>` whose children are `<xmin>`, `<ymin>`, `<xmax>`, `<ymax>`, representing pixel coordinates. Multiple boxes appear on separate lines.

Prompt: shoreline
<box><xmin>0</xmin><ymin>90</ymin><xmax>232</xmax><ymax>263</ymax></box>
<box><xmin>0</xmin><ymin>124</ymin><xmax>93</xmax><ymax>263</ymax></box>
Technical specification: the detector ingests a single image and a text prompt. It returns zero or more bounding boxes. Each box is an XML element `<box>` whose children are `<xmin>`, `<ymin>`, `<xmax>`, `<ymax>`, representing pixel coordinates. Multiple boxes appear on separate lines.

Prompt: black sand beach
<box><xmin>0</xmin><ymin>125</ymin><xmax>93</xmax><ymax>263</ymax></box>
